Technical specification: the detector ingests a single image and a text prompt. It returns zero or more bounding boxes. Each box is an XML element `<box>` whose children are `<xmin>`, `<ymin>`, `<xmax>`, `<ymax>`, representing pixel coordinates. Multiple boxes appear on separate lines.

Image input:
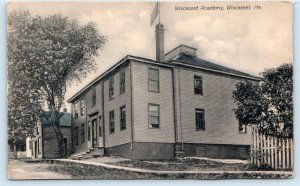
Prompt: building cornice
<box><xmin>172</xmin><ymin>60</ymin><xmax>262</xmax><ymax>81</ymax></box>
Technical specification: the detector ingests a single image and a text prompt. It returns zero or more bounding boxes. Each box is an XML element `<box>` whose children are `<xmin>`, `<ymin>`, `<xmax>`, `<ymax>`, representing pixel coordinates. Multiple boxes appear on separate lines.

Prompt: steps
<box><xmin>175</xmin><ymin>143</ymin><xmax>184</xmax><ymax>158</ymax></box>
<box><xmin>69</xmin><ymin>147</ymin><xmax>104</xmax><ymax>160</ymax></box>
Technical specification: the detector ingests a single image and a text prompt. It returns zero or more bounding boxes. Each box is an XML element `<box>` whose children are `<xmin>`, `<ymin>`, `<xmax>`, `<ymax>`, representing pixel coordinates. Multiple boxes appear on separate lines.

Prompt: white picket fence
<box><xmin>251</xmin><ymin>126</ymin><xmax>294</xmax><ymax>170</ymax></box>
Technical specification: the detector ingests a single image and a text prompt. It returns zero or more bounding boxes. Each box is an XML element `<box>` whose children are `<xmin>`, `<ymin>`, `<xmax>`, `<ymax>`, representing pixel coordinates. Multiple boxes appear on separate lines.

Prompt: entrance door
<box><xmin>92</xmin><ymin>119</ymin><xmax>97</xmax><ymax>148</ymax></box>
<box><xmin>98</xmin><ymin>116</ymin><xmax>103</xmax><ymax>148</ymax></box>
<box><xmin>87</xmin><ymin>121</ymin><xmax>92</xmax><ymax>148</ymax></box>
<box><xmin>34</xmin><ymin>141</ymin><xmax>37</xmax><ymax>159</ymax></box>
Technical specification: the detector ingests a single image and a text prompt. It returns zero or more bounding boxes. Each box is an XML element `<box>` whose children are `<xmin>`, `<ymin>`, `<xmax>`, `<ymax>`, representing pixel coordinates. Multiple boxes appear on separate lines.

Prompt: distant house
<box><xmin>67</xmin><ymin>24</ymin><xmax>261</xmax><ymax>160</ymax></box>
<box><xmin>28</xmin><ymin>111</ymin><xmax>72</xmax><ymax>159</ymax></box>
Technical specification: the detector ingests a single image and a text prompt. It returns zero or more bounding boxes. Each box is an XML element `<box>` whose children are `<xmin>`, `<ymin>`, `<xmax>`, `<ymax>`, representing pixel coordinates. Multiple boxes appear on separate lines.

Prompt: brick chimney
<box><xmin>155</xmin><ymin>23</ymin><xmax>164</xmax><ymax>62</ymax></box>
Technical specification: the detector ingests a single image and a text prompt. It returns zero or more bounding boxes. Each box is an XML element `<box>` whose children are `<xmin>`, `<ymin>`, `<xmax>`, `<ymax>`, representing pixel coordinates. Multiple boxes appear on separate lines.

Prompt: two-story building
<box><xmin>68</xmin><ymin>24</ymin><xmax>260</xmax><ymax>160</ymax></box>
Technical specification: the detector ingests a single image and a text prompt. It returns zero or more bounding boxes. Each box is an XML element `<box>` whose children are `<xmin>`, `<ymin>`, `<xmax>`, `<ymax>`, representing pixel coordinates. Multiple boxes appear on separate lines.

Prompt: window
<box><xmin>148</xmin><ymin>68</ymin><xmax>159</xmax><ymax>92</ymax></box>
<box><xmin>36</xmin><ymin>126</ymin><xmax>39</xmax><ymax>135</ymax></box>
<box><xmin>119</xmin><ymin>70</ymin><xmax>126</xmax><ymax>94</ymax></box>
<box><xmin>74</xmin><ymin>127</ymin><xmax>79</xmax><ymax>145</ymax></box>
<box><xmin>80</xmin><ymin>99</ymin><xmax>85</xmax><ymax>115</ymax></box>
<box><xmin>195</xmin><ymin>108</ymin><xmax>205</xmax><ymax>130</ymax></box>
<box><xmin>92</xmin><ymin>88</ymin><xmax>96</xmax><ymax>107</ymax></box>
<box><xmin>30</xmin><ymin>141</ymin><xmax>33</xmax><ymax>155</ymax></box>
<box><xmin>88</xmin><ymin>121</ymin><xmax>91</xmax><ymax>141</ymax></box>
<box><xmin>194</xmin><ymin>76</ymin><xmax>203</xmax><ymax>95</ymax></box>
<box><xmin>38</xmin><ymin>137</ymin><xmax>41</xmax><ymax>154</ymax></box>
<box><xmin>81</xmin><ymin>123</ymin><xmax>85</xmax><ymax>143</ymax></box>
<box><xmin>148</xmin><ymin>104</ymin><xmax>160</xmax><ymax>128</ymax></box>
<box><xmin>239</xmin><ymin>124</ymin><xmax>247</xmax><ymax>134</ymax></box>
<box><xmin>109</xmin><ymin>110</ymin><xmax>115</xmax><ymax>134</ymax></box>
<box><xmin>109</xmin><ymin>77</ymin><xmax>114</xmax><ymax>100</ymax></box>
<box><xmin>74</xmin><ymin>103</ymin><xmax>79</xmax><ymax>119</ymax></box>
<box><xmin>120</xmin><ymin>105</ymin><xmax>126</xmax><ymax>130</ymax></box>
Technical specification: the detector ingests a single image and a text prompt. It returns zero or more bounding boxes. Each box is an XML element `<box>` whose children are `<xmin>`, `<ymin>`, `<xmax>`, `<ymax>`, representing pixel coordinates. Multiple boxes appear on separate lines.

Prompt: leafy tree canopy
<box><xmin>7</xmin><ymin>9</ymin><xmax>107</xmax><ymax>151</ymax></box>
<box><xmin>233</xmin><ymin>63</ymin><xmax>293</xmax><ymax>138</ymax></box>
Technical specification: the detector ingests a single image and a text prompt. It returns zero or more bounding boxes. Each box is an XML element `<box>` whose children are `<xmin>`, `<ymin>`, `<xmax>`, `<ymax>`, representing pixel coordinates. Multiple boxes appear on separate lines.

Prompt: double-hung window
<box><xmin>120</xmin><ymin>70</ymin><xmax>125</xmax><ymax>94</ymax></box>
<box><xmin>92</xmin><ymin>88</ymin><xmax>96</xmax><ymax>107</ymax></box>
<box><xmin>194</xmin><ymin>76</ymin><xmax>203</xmax><ymax>95</ymax></box>
<box><xmin>109</xmin><ymin>110</ymin><xmax>115</xmax><ymax>134</ymax></box>
<box><xmin>120</xmin><ymin>105</ymin><xmax>126</xmax><ymax>130</ymax></box>
<box><xmin>148</xmin><ymin>104</ymin><xmax>160</xmax><ymax>128</ymax></box>
<box><xmin>74</xmin><ymin>103</ymin><xmax>79</xmax><ymax>119</ymax></box>
<box><xmin>148</xmin><ymin>68</ymin><xmax>159</xmax><ymax>92</ymax></box>
<box><xmin>80</xmin><ymin>99</ymin><xmax>85</xmax><ymax>115</ymax></box>
<box><xmin>109</xmin><ymin>77</ymin><xmax>114</xmax><ymax>100</ymax></box>
<box><xmin>195</xmin><ymin>108</ymin><xmax>205</xmax><ymax>130</ymax></box>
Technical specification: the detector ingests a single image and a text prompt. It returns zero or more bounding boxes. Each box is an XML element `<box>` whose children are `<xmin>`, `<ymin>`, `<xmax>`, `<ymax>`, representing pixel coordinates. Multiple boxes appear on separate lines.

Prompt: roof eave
<box><xmin>67</xmin><ymin>55</ymin><xmax>130</xmax><ymax>103</ymax></box>
<box><xmin>172</xmin><ymin>60</ymin><xmax>262</xmax><ymax>81</ymax></box>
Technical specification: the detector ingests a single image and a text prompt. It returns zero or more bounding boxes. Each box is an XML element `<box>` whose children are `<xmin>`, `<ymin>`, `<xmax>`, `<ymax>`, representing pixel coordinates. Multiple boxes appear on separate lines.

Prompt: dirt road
<box><xmin>7</xmin><ymin>159</ymin><xmax>72</xmax><ymax>180</ymax></box>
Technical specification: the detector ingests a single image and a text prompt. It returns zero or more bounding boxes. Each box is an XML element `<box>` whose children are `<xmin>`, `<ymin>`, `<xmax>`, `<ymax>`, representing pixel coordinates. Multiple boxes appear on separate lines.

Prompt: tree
<box><xmin>7</xmin><ymin>78</ymin><xmax>42</xmax><ymax>157</ymax></box>
<box><xmin>232</xmin><ymin>63</ymin><xmax>293</xmax><ymax>138</ymax></box>
<box><xmin>8</xmin><ymin>9</ymin><xmax>107</xmax><ymax>157</ymax></box>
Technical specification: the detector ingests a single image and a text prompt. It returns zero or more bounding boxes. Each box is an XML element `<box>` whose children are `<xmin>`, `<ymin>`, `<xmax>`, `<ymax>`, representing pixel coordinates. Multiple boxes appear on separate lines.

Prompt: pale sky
<box><xmin>7</xmin><ymin>1</ymin><xmax>293</xmax><ymax>109</ymax></box>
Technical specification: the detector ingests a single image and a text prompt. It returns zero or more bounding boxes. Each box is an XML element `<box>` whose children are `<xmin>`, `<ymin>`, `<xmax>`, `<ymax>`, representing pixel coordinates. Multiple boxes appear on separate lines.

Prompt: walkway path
<box><xmin>56</xmin><ymin>159</ymin><xmax>293</xmax><ymax>176</ymax></box>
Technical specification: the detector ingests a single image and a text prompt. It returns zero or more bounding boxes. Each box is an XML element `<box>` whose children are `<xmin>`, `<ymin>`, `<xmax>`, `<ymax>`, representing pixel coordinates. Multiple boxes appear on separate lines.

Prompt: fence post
<box><xmin>258</xmin><ymin>129</ymin><xmax>264</xmax><ymax>165</ymax></box>
<box><xmin>253</xmin><ymin>126</ymin><xmax>256</xmax><ymax>164</ymax></box>
<box><xmin>275</xmin><ymin>138</ymin><xmax>278</xmax><ymax>170</ymax></box>
<box><xmin>251</xmin><ymin>126</ymin><xmax>254</xmax><ymax>164</ymax></box>
<box><xmin>267</xmin><ymin>135</ymin><xmax>271</xmax><ymax>165</ymax></box>
<box><xmin>290</xmin><ymin>139</ymin><xmax>294</xmax><ymax>168</ymax></box>
<box><xmin>286</xmin><ymin>139</ymin><xmax>290</xmax><ymax>168</ymax></box>
<box><xmin>263</xmin><ymin>133</ymin><xmax>267</xmax><ymax>164</ymax></box>
<box><xmin>282</xmin><ymin>139</ymin><xmax>286</xmax><ymax>169</ymax></box>
<box><xmin>271</xmin><ymin>136</ymin><xmax>274</xmax><ymax>169</ymax></box>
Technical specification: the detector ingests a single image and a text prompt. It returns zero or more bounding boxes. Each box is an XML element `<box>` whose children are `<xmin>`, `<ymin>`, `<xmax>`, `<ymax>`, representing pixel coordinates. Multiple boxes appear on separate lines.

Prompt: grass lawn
<box><xmin>109</xmin><ymin>158</ymin><xmax>255</xmax><ymax>171</ymax></box>
<box><xmin>22</xmin><ymin>158</ymin><xmax>292</xmax><ymax>179</ymax></box>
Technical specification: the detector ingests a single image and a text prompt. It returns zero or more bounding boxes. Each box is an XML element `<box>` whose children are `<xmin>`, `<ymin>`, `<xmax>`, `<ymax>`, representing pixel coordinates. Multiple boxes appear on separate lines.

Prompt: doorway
<box><xmin>91</xmin><ymin>119</ymin><xmax>97</xmax><ymax>148</ymax></box>
<box><xmin>34</xmin><ymin>141</ymin><xmax>37</xmax><ymax>159</ymax></box>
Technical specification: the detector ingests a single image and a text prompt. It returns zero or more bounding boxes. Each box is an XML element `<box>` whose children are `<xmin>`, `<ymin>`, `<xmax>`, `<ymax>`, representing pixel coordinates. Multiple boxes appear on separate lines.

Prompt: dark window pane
<box><xmin>195</xmin><ymin>109</ymin><xmax>205</xmax><ymax>130</ymax></box>
<box><xmin>120</xmin><ymin>106</ymin><xmax>126</xmax><ymax>130</ymax></box>
<box><xmin>120</xmin><ymin>70</ymin><xmax>126</xmax><ymax>94</ymax></box>
<box><xmin>239</xmin><ymin>124</ymin><xmax>247</xmax><ymax>133</ymax></box>
<box><xmin>194</xmin><ymin>76</ymin><xmax>203</xmax><ymax>95</ymax></box>
<box><xmin>109</xmin><ymin>110</ymin><xmax>115</xmax><ymax>133</ymax></box>
<box><xmin>109</xmin><ymin>77</ymin><xmax>114</xmax><ymax>100</ymax></box>
<box><xmin>92</xmin><ymin>88</ymin><xmax>96</xmax><ymax>107</ymax></box>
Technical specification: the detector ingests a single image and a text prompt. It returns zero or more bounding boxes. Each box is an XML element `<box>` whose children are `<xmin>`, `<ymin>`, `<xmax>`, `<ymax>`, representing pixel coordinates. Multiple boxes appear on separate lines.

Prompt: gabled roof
<box><xmin>39</xmin><ymin>112</ymin><xmax>71</xmax><ymax>127</ymax></box>
<box><xmin>68</xmin><ymin>53</ymin><xmax>261</xmax><ymax>103</ymax></box>
<box><xmin>171</xmin><ymin>53</ymin><xmax>261</xmax><ymax>80</ymax></box>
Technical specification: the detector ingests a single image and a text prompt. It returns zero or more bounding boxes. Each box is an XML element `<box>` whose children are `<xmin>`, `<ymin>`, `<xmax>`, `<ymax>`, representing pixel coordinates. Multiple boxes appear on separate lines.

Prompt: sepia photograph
<box><xmin>6</xmin><ymin>0</ymin><xmax>293</xmax><ymax>180</ymax></box>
